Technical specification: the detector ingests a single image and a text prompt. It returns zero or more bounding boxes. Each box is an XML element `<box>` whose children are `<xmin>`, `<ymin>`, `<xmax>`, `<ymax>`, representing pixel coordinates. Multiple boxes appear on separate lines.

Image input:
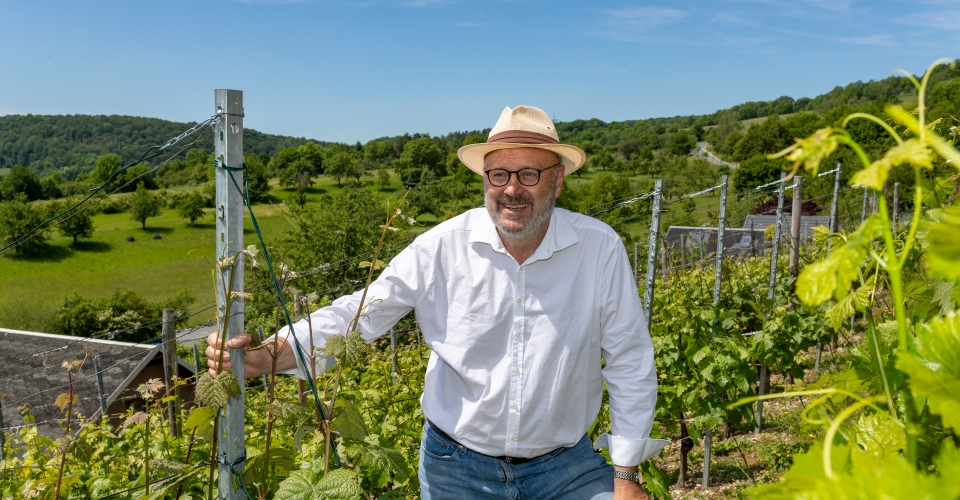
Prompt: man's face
<box><xmin>483</xmin><ymin>148</ymin><xmax>565</xmax><ymax>242</ymax></box>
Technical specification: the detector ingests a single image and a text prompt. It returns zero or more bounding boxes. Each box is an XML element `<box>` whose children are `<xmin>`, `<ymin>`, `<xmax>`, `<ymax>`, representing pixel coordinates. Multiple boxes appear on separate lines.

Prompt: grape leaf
<box><xmin>896</xmin><ymin>313</ymin><xmax>960</xmax><ymax>433</ymax></box>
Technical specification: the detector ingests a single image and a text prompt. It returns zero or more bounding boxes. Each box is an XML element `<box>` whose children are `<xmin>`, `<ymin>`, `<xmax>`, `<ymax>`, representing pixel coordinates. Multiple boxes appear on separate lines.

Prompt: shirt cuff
<box><xmin>270</xmin><ymin>325</ymin><xmax>336</xmax><ymax>379</ymax></box>
<box><xmin>593</xmin><ymin>434</ymin><xmax>669</xmax><ymax>467</ymax></box>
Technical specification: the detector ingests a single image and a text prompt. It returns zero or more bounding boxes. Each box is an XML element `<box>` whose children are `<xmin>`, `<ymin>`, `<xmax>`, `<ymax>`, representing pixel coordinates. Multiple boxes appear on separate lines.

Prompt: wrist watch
<box><xmin>613</xmin><ymin>470</ymin><xmax>640</xmax><ymax>483</ymax></box>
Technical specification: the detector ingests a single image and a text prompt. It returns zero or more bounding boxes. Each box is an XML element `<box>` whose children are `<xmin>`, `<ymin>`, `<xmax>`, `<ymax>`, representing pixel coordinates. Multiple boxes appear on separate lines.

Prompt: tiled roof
<box><xmin>0</xmin><ymin>328</ymin><xmax>194</xmax><ymax>437</ymax></box>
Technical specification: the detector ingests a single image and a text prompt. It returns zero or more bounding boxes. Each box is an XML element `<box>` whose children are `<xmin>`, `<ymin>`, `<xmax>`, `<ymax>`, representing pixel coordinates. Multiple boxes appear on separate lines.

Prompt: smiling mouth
<box><xmin>502</xmin><ymin>203</ymin><xmax>529</xmax><ymax>210</ymax></box>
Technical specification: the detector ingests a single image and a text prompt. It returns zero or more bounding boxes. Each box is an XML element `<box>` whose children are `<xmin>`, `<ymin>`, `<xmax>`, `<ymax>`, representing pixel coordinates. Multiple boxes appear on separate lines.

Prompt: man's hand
<box><xmin>205</xmin><ymin>332</ymin><xmax>295</xmax><ymax>379</ymax></box>
<box><xmin>613</xmin><ymin>466</ymin><xmax>651</xmax><ymax>500</ymax></box>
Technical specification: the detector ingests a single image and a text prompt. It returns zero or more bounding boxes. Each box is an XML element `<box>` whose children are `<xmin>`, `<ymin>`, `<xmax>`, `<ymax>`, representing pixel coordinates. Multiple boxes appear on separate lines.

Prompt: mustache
<box><xmin>497</xmin><ymin>194</ymin><xmax>534</xmax><ymax>205</ymax></box>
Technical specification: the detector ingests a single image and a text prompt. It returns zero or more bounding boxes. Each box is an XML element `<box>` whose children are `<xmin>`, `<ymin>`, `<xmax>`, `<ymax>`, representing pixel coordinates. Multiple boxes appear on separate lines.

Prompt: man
<box><xmin>208</xmin><ymin>105</ymin><xmax>667</xmax><ymax>499</ymax></box>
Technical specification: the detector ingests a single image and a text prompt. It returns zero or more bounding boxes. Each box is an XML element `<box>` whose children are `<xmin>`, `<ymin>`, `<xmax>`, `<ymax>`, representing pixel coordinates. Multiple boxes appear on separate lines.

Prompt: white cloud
<box><xmin>560</xmin><ymin>64</ymin><xmax>628</xmax><ymax>74</ymax></box>
<box><xmin>597</xmin><ymin>6</ymin><xmax>686</xmax><ymax>42</ymax></box>
<box><xmin>799</xmin><ymin>0</ymin><xmax>852</xmax><ymax>13</ymax></box>
<box><xmin>710</xmin><ymin>13</ymin><xmax>756</xmax><ymax>25</ymax></box>
<box><xmin>899</xmin><ymin>10</ymin><xmax>960</xmax><ymax>31</ymax></box>
<box><xmin>232</xmin><ymin>0</ymin><xmax>308</xmax><ymax>4</ymax></box>
<box><xmin>836</xmin><ymin>34</ymin><xmax>894</xmax><ymax>46</ymax></box>
<box><xmin>401</xmin><ymin>0</ymin><xmax>449</xmax><ymax>7</ymax></box>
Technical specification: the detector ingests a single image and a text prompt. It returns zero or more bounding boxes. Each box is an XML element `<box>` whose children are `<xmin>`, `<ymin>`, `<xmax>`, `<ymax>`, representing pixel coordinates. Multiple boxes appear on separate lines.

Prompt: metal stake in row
<box><xmin>0</xmin><ymin>392</ymin><xmax>5</xmax><ymax>461</ymax></box>
<box><xmin>756</xmin><ymin>172</ymin><xmax>787</xmax><ymax>433</ymax></box>
<box><xmin>642</xmin><ymin>179</ymin><xmax>664</xmax><ymax>333</ymax></box>
<box><xmin>214</xmin><ymin>88</ymin><xmax>247</xmax><ymax>500</ymax></box>
<box><xmin>815</xmin><ymin>165</ymin><xmax>843</xmax><ymax>371</ymax></box>
<box><xmin>703</xmin><ymin>174</ymin><xmax>729</xmax><ymax>488</ymax></box>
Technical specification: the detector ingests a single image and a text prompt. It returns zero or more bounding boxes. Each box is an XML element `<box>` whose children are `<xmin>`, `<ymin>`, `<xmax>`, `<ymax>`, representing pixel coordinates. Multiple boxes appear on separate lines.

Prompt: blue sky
<box><xmin>0</xmin><ymin>1</ymin><xmax>956</xmax><ymax>143</ymax></box>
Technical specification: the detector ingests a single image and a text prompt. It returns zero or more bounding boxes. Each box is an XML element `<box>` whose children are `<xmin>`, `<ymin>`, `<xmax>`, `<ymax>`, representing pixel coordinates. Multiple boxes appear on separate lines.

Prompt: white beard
<box><xmin>485</xmin><ymin>188</ymin><xmax>556</xmax><ymax>244</ymax></box>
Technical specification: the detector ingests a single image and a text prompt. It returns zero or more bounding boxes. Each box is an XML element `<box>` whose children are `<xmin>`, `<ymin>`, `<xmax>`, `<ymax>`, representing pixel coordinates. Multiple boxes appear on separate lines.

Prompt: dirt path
<box><xmin>694</xmin><ymin>142</ymin><xmax>738</xmax><ymax>170</ymax></box>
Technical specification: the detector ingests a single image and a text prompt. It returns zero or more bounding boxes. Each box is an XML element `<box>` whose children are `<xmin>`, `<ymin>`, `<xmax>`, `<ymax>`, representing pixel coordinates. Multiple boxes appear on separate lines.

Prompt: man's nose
<box><xmin>502</xmin><ymin>172</ymin><xmax>526</xmax><ymax>194</ymax></box>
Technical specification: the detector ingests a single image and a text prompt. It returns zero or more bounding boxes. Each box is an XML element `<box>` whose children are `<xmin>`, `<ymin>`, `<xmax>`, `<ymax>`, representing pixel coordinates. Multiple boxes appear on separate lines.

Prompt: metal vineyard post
<box><xmin>214</xmin><ymin>89</ymin><xmax>246</xmax><ymax>500</ymax></box>
<box><xmin>643</xmin><ymin>179</ymin><xmax>663</xmax><ymax>333</ymax></box>
<box><xmin>162</xmin><ymin>308</ymin><xmax>180</xmax><ymax>437</ymax></box>
<box><xmin>703</xmin><ymin>174</ymin><xmax>729</xmax><ymax>488</ymax></box>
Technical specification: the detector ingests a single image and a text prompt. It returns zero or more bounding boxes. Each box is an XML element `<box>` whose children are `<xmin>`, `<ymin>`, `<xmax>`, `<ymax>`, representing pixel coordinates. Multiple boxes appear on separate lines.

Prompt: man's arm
<box><xmin>595</xmin><ymin>239</ymin><xmax>669</xmax><ymax>495</ymax></box>
<box><xmin>207</xmin><ymin>242</ymin><xmax>429</xmax><ymax>379</ymax></box>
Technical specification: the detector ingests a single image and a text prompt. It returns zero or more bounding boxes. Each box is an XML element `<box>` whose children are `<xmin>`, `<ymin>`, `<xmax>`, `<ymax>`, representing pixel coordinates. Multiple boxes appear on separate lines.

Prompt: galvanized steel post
<box><xmin>893</xmin><ymin>182</ymin><xmax>900</xmax><ymax>229</ymax></box>
<box><xmin>757</xmin><ymin>172</ymin><xmax>787</xmax><ymax>433</ymax></box>
<box><xmin>815</xmin><ymin>165</ymin><xmax>842</xmax><ymax>371</ymax></box>
<box><xmin>861</xmin><ymin>187</ymin><xmax>868</xmax><ymax>224</ymax></box>
<box><xmin>642</xmin><ymin>179</ymin><xmax>663</xmax><ymax>334</ymax></box>
<box><xmin>390</xmin><ymin>328</ymin><xmax>398</xmax><ymax>386</ymax></box>
<box><xmin>255</xmin><ymin>327</ymin><xmax>269</xmax><ymax>391</ymax></box>
<box><xmin>193</xmin><ymin>344</ymin><xmax>203</xmax><ymax>397</ymax></box>
<box><xmin>712</xmin><ymin>174</ymin><xmax>729</xmax><ymax>310</ymax></box>
<box><xmin>829</xmin><ymin>164</ymin><xmax>842</xmax><ymax>242</ymax></box>
<box><xmin>162</xmin><ymin>308</ymin><xmax>179</xmax><ymax>437</ymax></box>
<box><xmin>703</xmin><ymin>174</ymin><xmax>729</xmax><ymax>488</ymax></box>
<box><xmin>767</xmin><ymin>174</ymin><xmax>785</xmax><ymax>296</ymax></box>
<box><xmin>0</xmin><ymin>392</ymin><xmax>6</xmax><ymax>461</ymax></box>
<box><xmin>214</xmin><ymin>89</ymin><xmax>246</xmax><ymax>499</ymax></box>
<box><xmin>789</xmin><ymin>176</ymin><xmax>803</xmax><ymax>279</ymax></box>
<box><xmin>94</xmin><ymin>355</ymin><xmax>108</xmax><ymax>418</ymax></box>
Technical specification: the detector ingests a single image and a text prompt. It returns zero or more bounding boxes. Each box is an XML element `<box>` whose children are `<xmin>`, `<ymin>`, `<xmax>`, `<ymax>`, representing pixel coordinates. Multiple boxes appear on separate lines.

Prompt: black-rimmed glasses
<box><xmin>484</xmin><ymin>163</ymin><xmax>560</xmax><ymax>187</ymax></box>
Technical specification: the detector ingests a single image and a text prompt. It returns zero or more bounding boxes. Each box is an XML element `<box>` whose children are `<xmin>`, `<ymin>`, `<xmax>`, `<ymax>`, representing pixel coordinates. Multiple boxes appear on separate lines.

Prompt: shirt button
<box><xmin>512</xmin><ymin>403</ymin><xmax>518</xmax><ymax>409</ymax></box>
<box><xmin>510</xmin><ymin>435</ymin><xmax>516</xmax><ymax>441</ymax></box>
<box><xmin>515</xmin><ymin>332</ymin><xmax>520</xmax><ymax>337</ymax></box>
<box><xmin>514</xmin><ymin>368</ymin><xmax>520</xmax><ymax>374</ymax></box>
<box><xmin>516</xmin><ymin>299</ymin><xmax>521</xmax><ymax>304</ymax></box>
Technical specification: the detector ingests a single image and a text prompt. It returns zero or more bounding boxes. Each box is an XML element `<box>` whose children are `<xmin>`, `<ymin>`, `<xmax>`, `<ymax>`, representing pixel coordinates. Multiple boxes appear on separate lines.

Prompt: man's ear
<box><xmin>554</xmin><ymin>164</ymin><xmax>565</xmax><ymax>197</ymax></box>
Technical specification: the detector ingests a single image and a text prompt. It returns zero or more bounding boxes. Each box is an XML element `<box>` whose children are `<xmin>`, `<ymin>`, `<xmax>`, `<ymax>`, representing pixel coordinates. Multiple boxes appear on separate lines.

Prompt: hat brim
<box><xmin>458</xmin><ymin>143</ymin><xmax>586</xmax><ymax>177</ymax></box>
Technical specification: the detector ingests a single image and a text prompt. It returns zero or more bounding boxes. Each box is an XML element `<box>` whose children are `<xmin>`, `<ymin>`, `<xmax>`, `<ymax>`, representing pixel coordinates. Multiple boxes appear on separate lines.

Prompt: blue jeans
<box><xmin>418</xmin><ymin>422</ymin><xmax>614</xmax><ymax>499</ymax></box>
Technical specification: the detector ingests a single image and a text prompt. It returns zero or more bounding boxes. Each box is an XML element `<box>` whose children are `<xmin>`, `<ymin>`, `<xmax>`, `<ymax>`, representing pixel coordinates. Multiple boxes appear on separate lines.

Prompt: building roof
<box><xmin>742</xmin><ymin>214</ymin><xmax>831</xmax><ymax>239</ymax></box>
<box><xmin>663</xmin><ymin>226</ymin><xmax>767</xmax><ymax>257</ymax></box>
<box><xmin>0</xmin><ymin>327</ymin><xmax>195</xmax><ymax>437</ymax></box>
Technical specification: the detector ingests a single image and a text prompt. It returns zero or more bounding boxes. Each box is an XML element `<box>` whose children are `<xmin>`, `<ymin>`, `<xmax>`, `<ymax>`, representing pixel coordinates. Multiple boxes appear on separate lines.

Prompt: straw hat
<box><xmin>458</xmin><ymin>106</ymin><xmax>586</xmax><ymax>176</ymax></box>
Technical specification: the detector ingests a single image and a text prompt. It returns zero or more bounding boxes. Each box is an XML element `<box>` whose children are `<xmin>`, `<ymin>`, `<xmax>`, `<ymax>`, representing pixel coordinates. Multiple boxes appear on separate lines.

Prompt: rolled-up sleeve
<box><xmin>593</xmin><ymin>240</ymin><xmax>669</xmax><ymax>466</ymax></box>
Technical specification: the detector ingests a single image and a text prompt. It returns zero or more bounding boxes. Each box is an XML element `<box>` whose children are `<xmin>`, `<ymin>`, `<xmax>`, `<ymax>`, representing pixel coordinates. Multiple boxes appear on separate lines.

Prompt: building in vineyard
<box><xmin>663</xmin><ymin>215</ymin><xmax>831</xmax><ymax>259</ymax></box>
<box><xmin>0</xmin><ymin>327</ymin><xmax>196</xmax><ymax>438</ymax></box>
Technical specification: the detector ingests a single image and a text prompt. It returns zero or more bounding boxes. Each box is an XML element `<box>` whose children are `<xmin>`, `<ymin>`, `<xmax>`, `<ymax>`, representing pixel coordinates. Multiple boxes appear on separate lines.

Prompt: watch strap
<box><xmin>613</xmin><ymin>469</ymin><xmax>640</xmax><ymax>483</ymax></box>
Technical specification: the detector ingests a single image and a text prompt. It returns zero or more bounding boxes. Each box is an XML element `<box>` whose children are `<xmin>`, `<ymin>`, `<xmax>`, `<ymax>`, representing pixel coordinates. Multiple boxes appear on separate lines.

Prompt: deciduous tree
<box><xmin>129</xmin><ymin>182</ymin><xmax>161</xmax><ymax>230</ymax></box>
<box><xmin>0</xmin><ymin>193</ymin><xmax>47</xmax><ymax>253</ymax></box>
<box><xmin>324</xmin><ymin>147</ymin><xmax>361</xmax><ymax>189</ymax></box>
<box><xmin>0</xmin><ymin>166</ymin><xmax>43</xmax><ymax>201</ymax></box>
<box><xmin>244</xmin><ymin>152</ymin><xmax>271</xmax><ymax>202</ymax></box>
<box><xmin>58</xmin><ymin>198</ymin><xmax>95</xmax><ymax>245</ymax></box>
<box><xmin>393</xmin><ymin>137</ymin><xmax>444</xmax><ymax>184</ymax></box>
<box><xmin>733</xmin><ymin>156</ymin><xmax>785</xmax><ymax>192</ymax></box>
<box><xmin>667</xmin><ymin>130</ymin><xmax>696</xmax><ymax>156</ymax></box>
<box><xmin>176</xmin><ymin>190</ymin><xmax>206</xmax><ymax>226</ymax></box>
<box><xmin>377</xmin><ymin>168</ymin><xmax>391</xmax><ymax>191</ymax></box>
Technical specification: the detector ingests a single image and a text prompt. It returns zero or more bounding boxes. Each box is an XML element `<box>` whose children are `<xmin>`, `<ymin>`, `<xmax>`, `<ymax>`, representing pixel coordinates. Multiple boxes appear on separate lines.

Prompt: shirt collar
<box><xmin>470</xmin><ymin>208</ymin><xmax>579</xmax><ymax>262</ymax></box>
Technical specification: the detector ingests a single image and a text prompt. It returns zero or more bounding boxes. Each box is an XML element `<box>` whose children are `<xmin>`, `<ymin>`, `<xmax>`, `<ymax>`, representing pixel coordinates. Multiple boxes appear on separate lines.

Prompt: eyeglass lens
<box><xmin>487</xmin><ymin>168</ymin><xmax>542</xmax><ymax>186</ymax></box>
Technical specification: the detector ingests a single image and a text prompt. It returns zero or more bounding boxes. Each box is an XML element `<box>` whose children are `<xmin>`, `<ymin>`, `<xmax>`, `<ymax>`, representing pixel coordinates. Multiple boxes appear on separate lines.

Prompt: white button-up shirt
<box><xmin>279</xmin><ymin>207</ymin><xmax>667</xmax><ymax>466</ymax></box>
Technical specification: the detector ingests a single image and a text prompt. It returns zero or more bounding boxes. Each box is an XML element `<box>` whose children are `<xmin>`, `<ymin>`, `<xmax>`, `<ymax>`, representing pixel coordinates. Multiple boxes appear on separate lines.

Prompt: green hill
<box><xmin>0</xmin><ymin>114</ymin><xmax>321</xmax><ymax>179</ymax></box>
<box><xmin>3</xmin><ymin>61</ymin><xmax>960</xmax><ymax>182</ymax></box>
